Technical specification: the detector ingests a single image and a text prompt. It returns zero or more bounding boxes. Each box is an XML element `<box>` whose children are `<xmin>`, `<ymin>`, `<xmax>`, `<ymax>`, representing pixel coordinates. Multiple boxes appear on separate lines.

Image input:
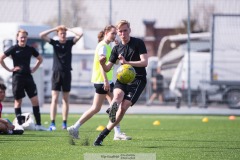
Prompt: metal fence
<box><xmin>0</xmin><ymin>0</ymin><xmax>240</xmax><ymax>107</ymax></box>
<box><xmin>1</xmin><ymin>0</ymin><xmax>240</xmax><ymax>37</ymax></box>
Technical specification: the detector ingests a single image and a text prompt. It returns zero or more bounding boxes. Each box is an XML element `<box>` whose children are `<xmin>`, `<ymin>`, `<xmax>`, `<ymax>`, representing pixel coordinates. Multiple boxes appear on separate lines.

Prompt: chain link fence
<box><xmin>0</xmin><ymin>0</ymin><xmax>240</xmax><ymax>37</ymax></box>
<box><xmin>0</xmin><ymin>0</ymin><xmax>240</xmax><ymax>106</ymax></box>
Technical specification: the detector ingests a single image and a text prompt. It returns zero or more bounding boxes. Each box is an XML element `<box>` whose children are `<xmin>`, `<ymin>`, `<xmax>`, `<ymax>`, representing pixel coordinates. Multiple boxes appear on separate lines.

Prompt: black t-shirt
<box><xmin>109</xmin><ymin>37</ymin><xmax>147</xmax><ymax>76</ymax></box>
<box><xmin>50</xmin><ymin>39</ymin><xmax>74</xmax><ymax>71</ymax></box>
<box><xmin>4</xmin><ymin>44</ymin><xmax>39</xmax><ymax>74</ymax></box>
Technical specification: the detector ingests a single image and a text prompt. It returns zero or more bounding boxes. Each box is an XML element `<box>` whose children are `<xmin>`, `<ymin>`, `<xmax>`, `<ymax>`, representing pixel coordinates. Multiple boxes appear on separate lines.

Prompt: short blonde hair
<box><xmin>16</xmin><ymin>29</ymin><xmax>28</xmax><ymax>37</ymax></box>
<box><xmin>116</xmin><ymin>20</ymin><xmax>130</xmax><ymax>29</ymax></box>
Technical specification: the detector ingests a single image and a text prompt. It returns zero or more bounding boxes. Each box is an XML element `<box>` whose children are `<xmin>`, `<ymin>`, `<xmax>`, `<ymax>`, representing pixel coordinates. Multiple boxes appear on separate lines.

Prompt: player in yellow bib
<box><xmin>67</xmin><ymin>25</ymin><xmax>131</xmax><ymax>140</ymax></box>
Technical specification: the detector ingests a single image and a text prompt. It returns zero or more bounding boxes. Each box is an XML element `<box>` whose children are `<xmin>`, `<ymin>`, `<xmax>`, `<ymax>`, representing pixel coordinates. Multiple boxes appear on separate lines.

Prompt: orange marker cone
<box><xmin>229</xmin><ymin>115</ymin><xmax>236</xmax><ymax>120</ymax></box>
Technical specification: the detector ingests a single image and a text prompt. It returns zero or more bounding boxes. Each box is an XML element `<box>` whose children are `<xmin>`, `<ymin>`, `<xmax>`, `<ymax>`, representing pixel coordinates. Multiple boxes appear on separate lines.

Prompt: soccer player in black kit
<box><xmin>93</xmin><ymin>20</ymin><xmax>148</xmax><ymax>146</ymax></box>
<box><xmin>40</xmin><ymin>25</ymin><xmax>83</xmax><ymax>130</ymax></box>
<box><xmin>0</xmin><ymin>29</ymin><xmax>47</xmax><ymax>131</ymax></box>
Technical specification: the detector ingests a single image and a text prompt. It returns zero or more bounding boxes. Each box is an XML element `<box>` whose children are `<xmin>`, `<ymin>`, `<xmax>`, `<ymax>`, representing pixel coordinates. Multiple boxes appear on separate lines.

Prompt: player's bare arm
<box><xmin>67</xmin><ymin>28</ymin><xmax>83</xmax><ymax>44</ymax></box>
<box><xmin>39</xmin><ymin>27</ymin><xmax>58</xmax><ymax>42</ymax></box>
<box><xmin>0</xmin><ymin>54</ymin><xmax>18</xmax><ymax>72</ymax></box>
<box><xmin>118</xmin><ymin>54</ymin><xmax>148</xmax><ymax>67</ymax></box>
<box><xmin>99</xmin><ymin>56</ymin><xmax>114</xmax><ymax>72</ymax></box>
<box><xmin>31</xmin><ymin>55</ymin><xmax>43</xmax><ymax>73</ymax></box>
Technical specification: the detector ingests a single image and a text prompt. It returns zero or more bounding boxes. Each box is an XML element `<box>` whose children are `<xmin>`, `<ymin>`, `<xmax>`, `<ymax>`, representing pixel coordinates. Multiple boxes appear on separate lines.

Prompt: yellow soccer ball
<box><xmin>116</xmin><ymin>64</ymin><xmax>136</xmax><ymax>84</ymax></box>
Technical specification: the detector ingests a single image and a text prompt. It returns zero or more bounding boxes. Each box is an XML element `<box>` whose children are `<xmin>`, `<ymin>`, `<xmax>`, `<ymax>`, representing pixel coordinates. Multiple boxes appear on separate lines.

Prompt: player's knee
<box><xmin>91</xmin><ymin>107</ymin><xmax>101</xmax><ymax>113</ymax></box>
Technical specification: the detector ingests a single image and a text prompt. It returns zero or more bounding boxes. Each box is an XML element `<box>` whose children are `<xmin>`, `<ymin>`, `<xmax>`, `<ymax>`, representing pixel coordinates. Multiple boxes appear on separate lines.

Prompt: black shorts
<box><xmin>114</xmin><ymin>76</ymin><xmax>147</xmax><ymax>106</ymax></box>
<box><xmin>12</xmin><ymin>73</ymin><xmax>38</xmax><ymax>100</ymax></box>
<box><xmin>94</xmin><ymin>82</ymin><xmax>114</xmax><ymax>94</ymax></box>
<box><xmin>153</xmin><ymin>87</ymin><xmax>164</xmax><ymax>94</ymax></box>
<box><xmin>51</xmin><ymin>70</ymin><xmax>71</xmax><ymax>92</ymax></box>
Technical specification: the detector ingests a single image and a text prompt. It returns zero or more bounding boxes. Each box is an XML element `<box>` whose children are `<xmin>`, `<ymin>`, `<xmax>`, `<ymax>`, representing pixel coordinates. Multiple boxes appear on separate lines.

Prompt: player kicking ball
<box><xmin>93</xmin><ymin>20</ymin><xmax>148</xmax><ymax>146</ymax></box>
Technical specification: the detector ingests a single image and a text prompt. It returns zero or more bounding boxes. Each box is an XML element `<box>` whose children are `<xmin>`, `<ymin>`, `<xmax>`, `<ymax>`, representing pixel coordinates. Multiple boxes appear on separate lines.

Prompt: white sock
<box><xmin>73</xmin><ymin>120</ymin><xmax>81</xmax><ymax>130</ymax></box>
<box><xmin>114</xmin><ymin>125</ymin><xmax>121</xmax><ymax>135</ymax></box>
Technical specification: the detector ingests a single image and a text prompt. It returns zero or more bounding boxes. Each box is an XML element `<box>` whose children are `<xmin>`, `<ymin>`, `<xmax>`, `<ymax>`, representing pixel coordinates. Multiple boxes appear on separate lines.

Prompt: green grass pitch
<box><xmin>1</xmin><ymin>114</ymin><xmax>240</xmax><ymax>160</ymax></box>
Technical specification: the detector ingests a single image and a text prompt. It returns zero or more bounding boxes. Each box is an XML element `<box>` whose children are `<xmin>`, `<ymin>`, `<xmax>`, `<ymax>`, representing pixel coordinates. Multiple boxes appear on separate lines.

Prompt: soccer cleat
<box><xmin>49</xmin><ymin>124</ymin><xmax>56</xmax><ymax>131</ymax></box>
<box><xmin>106</xmin><ymin>108</ymin><xmax>110</xmax><ymax>114</ymax></box>
<box><xmin>12</xmin><ymin>129</ymin><xmax>24</xmax><ymax>135</ymax></box>
<box><xmin>109</xmin><ymin>102</ymin><xmax>119</xmax><ymax>123</ymax></box>
<box><xmin>93</xmin><ymin>137</ymin><xmax>103</xmax><ymax>146</ymax></box>
<box><xmin>113</xmin><ymin>132</ymin><xmax>132</xmax><ymax>140</ymax></box>
<box><xmin>67</xmin><ymin>126</ymin><xmax>79</xmax><ymax>139</ymax></box>
<box><xmin>35</xmin><ymin>125</ymin><xmax>48</xmax><ymax>131</ymax></box>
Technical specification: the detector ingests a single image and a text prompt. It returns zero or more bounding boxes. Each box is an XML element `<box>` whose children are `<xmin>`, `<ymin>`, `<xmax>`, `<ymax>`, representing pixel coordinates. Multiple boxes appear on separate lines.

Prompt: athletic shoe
<box><xmin>114</xmin><ymin>132</ymin><xmax>132</xmax><ymax>140</ymax></box>
<box><xmin>109</xmin><ymin>102</ymin><xmax>119</xmax><ymax>123</ymax></box>
<box><xmin>67</xmin><ymin>126</ymin><xmax>79</xmax><ymax>139</ymax></box>
<box><xmin>12</xmin><ymin>129</ymin><xmax>24</xmax><ymax>135</ymax></box>
<box><xmin>49</xmin><ymin>124</ymin><xmax>56</xmax><ymax>131</ymax></box>
<box><xmin>106</xmin><ymin>108</ymin><xmax>110</xmax><ymax>114</ymax></box>
<box><xmin>35</xmin><ymin>125</ymin><xmax>48</xmax><ymax>131</ymax></box>
<box><xmin>146</xmin><ymin>101</ymin><xmax>152</xmax><ymax>106</ymax></box>
<box><xmin>14</xmin><ymin>124</ymin><xmax>24</xmax><ymax>130</ymax></box>
<box><xmin>62</xmin><ymin>123</ymin><xmax>67</xmax><ymax>130</ymax></box>
<box><xmin>93</xmin><ymin>137</ymin><xmax>103</xmax><ymax>146</ymax></box>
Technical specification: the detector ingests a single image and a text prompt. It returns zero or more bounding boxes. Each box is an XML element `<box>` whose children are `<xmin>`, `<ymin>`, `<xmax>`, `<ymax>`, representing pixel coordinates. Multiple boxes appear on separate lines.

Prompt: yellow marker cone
<box><xmin>202</xmin><ymin>117</ymin><xmax>209</xmax><ymax>122</ymax></box>
<box><xmin>153</xmin><ymin>120</ymin><xmax>160</xmax><ymax>126</ymax></box>
<box><xmin>229</xmin><ymin>115</ymin><xmax>236</xmax><ymax>120</ymax></box>
<box><xmin>96</xmin><ymin>125</ymin><xmax>105</xmax><ymax>131</ymax></box>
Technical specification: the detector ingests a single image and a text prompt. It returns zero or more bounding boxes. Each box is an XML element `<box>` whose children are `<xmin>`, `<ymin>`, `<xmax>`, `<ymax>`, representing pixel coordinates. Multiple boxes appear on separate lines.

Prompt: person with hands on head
<box><xmin>39</xmin><ymin>25</ymin><xmax>83</xmax><ymax>130</ymax></box>
<box><xmin>0</xmin><ymin>29</ymin><xmax>46</xmax><ymax>131</ymax></box>
<box><xmin>93</xmin><ymin>20</ymin><xmax>148</xmax><ymax>146</ymax></box>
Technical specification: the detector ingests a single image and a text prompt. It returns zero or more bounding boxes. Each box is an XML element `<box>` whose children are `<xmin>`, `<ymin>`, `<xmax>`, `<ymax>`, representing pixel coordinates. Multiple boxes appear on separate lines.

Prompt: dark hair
<box><xmin>97</xmin><ymin>25</ymin><xmax>116</xmax><ymax>42</ymax></box>
<box><xmin>0</xmin><ymin>83</ymin><xmax>6</xmax><ymax>91</ymax></box>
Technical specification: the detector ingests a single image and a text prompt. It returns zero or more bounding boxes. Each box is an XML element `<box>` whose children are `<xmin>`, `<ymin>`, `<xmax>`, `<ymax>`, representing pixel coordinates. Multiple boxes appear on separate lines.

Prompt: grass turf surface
<box><xmin>1</xmin><ymin>114</ymin><xmax>240</xmax><ymax>160</ymax></box>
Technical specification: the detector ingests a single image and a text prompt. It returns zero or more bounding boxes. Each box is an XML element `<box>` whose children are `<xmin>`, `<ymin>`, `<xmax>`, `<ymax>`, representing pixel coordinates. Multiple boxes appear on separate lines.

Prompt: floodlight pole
<box><xmin>23</xmin><ymin>0</ymin><xmax>29</xmax><ymax>22</ymax></box>
<box><xmin>187</xmin><ymin>0</ymin><xmax>192</xmax><ymax>108</ymax></box>
<box><xmin>109</xmin><ymin>0</ymin><xmax>112</xmax><ymax>24</ymax></box>
<box><xmin>58</xmin><ymin>0</ymin><xmax>62</xmax><ymax>25</ymax></box>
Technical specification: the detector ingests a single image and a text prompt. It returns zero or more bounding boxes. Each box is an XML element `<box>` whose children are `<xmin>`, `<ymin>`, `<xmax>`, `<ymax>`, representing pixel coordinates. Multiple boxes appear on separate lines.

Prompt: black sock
<box><xmin>15</xmin><ymin>108</ymin><xmax>22</xmax><ymax>117</ymax></box>
<box><xmin>51</xmin><ymin>120</ymin><xmax>55</xmax><ymax>125</ymax></box>
<box><xmin>63</xmin><ymin>120</ymin><xmax>67</xmax><ymax>125</ymax></box>
<box><xmin>15</xmin><ymin>108</ymin><xmax>24</xmax><ymax>125</ymax></box>
<box><xmin>98</xmin><ymin>128</ymin><xmax>111</xmax><ymax>140</ymax></box>
<box><xmin>33</xmin><ymin>106</ymin><xmax>41</xmax><ymax>125</ymax></box>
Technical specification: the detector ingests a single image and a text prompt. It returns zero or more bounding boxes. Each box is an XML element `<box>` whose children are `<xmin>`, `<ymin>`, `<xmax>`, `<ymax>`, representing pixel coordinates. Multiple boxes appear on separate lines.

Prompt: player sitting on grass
<box><xmin>0</xmin><ymin>83</ymin><xmax>24</xmax><ymax>135</ymax></box>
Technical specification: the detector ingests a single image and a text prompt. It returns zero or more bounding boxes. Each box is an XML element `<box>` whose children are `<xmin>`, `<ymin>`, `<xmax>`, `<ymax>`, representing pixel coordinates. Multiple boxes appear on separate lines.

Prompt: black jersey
<box><xmin>50</xmin><ymin>39</ymin><xmax>74</xmax><ymax>72</ymax></box>
<box><xmin>109</xmin><ymin>37</ymin><xmax>147</xmax><ymax>76</ymax></box>
<box><xmin>4</xmin><ymin>44</ymin><xmax>39</xmax><ymax>75</ymax></box>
